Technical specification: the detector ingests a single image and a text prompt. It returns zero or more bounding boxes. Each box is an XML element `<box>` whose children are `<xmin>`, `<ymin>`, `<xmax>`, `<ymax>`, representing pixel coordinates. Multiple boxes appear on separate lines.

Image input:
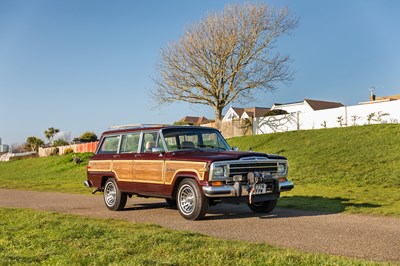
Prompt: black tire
<box><xmin>177</xmin><ymin>179</ymin><xmax>208</xmax><ymax>220</ymax></box>
<box><xmin>165</xmin><ymin>198</ymin><xmax>177</xmax><ymax>207</ymax></box>
<box><xmin>103</xmin><ymin>178</ymin><xmax>127</xmax><ymax>211</ymax></box>
<box><xmin>248</xmin><ymin>199</ymin><xmax>277</xmax><ymax>213</ymax></box>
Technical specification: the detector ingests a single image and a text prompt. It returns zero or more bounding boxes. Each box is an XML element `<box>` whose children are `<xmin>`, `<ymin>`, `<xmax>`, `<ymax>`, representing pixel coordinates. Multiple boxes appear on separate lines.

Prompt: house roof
<box><xmin>231</xmin><ymin>108</ymin><xmax>245</xmax><ymax>117</ymax></box>
<box><xmin>228</xmin><ymin>107</ymin><xmax>271</xmax><ymax>118</ymax></box>
<box><xmin>304</xmin><ymin>99</ymin><xmax>344</xmax><ymax>110</ymax></box>
<box><xmin>178</xmin><ymin>116</ymin><xmax>211</xmax><ymax>125</ymax></box>
<box><xmin>273</xmin><ymin>99</ymin><xmax>344</xmax><ymax>111</ymax></box>
<box><xmin>376</xmin><ymin>94</ymin><xmax>400</xmax><ymax>101</ymax></box>
<box><xmin>243</xmin><ymin>107</ymin><xmax>270</xmax><ymax>117</ymax></box>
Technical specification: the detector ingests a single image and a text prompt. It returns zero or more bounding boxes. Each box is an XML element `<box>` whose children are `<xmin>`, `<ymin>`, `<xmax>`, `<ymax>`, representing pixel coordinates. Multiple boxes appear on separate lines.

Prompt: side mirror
<box><xmin>232</xmin><ymin>146</ymin><xmax>239</xmax><ymax>151</ymax></box>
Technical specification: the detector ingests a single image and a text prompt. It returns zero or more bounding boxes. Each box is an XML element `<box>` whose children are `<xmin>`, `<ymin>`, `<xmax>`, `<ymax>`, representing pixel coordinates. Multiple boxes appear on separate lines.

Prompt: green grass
<box><xmin>1</xmin><ymin>124</ymin><xmax>400</xmax><ymax>216</ymax></box>
<box><xmin>0</xmin><ymin>207</ymin><xmax>390</xmax><ymax>266</ymax></box>
<box><xmin>0</xmin><ymin>153</ymin><xmax>92</xmax><ymax>194</ymax></box>
<box><xmin>228</xmin><ymin>124</ymin><xmax>400</xmax><ymax>216</ymax></box>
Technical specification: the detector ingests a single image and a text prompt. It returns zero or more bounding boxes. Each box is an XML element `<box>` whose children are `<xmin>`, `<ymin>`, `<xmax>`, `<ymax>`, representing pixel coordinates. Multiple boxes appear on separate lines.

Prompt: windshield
<box><xmin>161</xmin><ymin>128</ymin><xmax>231</xmax><ymax>152</ymax></box>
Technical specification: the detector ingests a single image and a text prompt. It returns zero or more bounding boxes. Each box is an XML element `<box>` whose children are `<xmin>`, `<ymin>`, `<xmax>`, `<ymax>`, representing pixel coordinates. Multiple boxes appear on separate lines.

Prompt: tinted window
<box><xmin>97</xmin><ymin>135</ymin><xmax>121</xmax><ymax>154</ymax></box>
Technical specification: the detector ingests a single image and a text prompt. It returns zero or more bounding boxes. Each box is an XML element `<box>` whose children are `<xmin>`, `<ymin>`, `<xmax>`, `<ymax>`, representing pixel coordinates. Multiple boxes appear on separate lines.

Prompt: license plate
<box><xmin>253</xmin><ymin>183</ymin><xmax>267</xmax><ymax>194</ymax></box>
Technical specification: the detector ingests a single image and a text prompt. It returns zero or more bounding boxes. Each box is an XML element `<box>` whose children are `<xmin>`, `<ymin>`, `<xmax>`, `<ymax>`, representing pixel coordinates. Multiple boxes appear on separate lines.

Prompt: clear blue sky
<box><xmin>1</xmin><ymin>0</ymin><xmax>399</xmax><ymax>145</ymax></box>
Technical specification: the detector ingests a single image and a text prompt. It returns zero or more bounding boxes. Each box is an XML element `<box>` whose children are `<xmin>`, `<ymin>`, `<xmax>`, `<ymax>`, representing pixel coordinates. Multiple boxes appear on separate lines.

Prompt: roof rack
<box><xmin>108</xmin><ymin>123</ymin><xmax>169</xmax><ymax>130</ymax></box>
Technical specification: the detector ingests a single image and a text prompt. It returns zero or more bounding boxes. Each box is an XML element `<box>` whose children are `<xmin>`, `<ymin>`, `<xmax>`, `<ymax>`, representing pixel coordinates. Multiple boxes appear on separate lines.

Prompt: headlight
<box><xmin>213</xmin><ymin>165</ymin><xmax>229</xmax><ymax>179</ymax></box>
<box><xmin>277</xmin><ymin>163</ymin><xmax>287</xmax><ymax>175</ymax></box>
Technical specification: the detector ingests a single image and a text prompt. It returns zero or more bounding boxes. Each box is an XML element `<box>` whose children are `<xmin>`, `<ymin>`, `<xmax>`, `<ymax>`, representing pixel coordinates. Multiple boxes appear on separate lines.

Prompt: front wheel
<box><xmin>248</xmin><ymin>199</ymin><xmax>277</xmax><ymax>213</ymax></box>
<box><xmin>177</xmin><ymin>179</ymin><xmax>208</xmax><ymax>220</ymax></box>
<box><xmin>103</xmin><ymin>178</ymin><xmax>127</xmax><ymax>211</ymax></box>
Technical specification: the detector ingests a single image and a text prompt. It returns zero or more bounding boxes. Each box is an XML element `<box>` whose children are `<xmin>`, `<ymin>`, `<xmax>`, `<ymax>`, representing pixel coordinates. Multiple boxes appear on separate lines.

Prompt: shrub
<box><xmin>79</xmin><ymin>132</ymin><xmax>98</xmax><ymax>143</ymax></box>
<box><xmin>51</xmin><ymin>147</ymin><xmax>59</xmax><ymax>156</ymax></box>
<box><xmin>53</xmin><ymin>139</ymin><xmax>69</xmax><ymax>147</ymax></box>
<box><xmin>63</xmin><ymin>148</ymin><xmax>74</xmax><ymax>155</ymax></box>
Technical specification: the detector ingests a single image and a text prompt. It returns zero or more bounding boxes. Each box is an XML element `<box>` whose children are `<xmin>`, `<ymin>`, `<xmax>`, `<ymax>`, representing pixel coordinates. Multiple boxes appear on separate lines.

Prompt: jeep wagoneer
<box><xmin>85</xmin><ymin>124</ymin><xmax>293</xmax><ymax>220</ymax></box>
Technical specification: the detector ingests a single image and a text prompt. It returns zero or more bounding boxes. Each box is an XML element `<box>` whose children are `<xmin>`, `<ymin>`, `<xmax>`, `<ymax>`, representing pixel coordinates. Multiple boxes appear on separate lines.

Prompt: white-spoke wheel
<box><xmin>103</xmin><ymin>178</ymin><xmax>127</xmax><ymax>211</ymax></box>
<box><xmin>104</xmin><ymin>181</ymin><xmax>117</xmax><ymax>207</ymax></box>
<box><xmin>177</xmin><ymin>179</ymin><xmax>208</xmax><ymax>220</ymax></box>
<box><xmin>179</xmin><ymin>184</ymin><xmax>195</xmax><ymax>215</ymax></box>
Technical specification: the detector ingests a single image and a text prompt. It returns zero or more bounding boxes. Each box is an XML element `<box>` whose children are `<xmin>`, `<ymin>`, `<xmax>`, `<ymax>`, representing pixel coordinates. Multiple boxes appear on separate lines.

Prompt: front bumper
<box><xmin>202</xmin><ymin>180</ymin><xmax>294</xmax><ymax>198</ymax></box>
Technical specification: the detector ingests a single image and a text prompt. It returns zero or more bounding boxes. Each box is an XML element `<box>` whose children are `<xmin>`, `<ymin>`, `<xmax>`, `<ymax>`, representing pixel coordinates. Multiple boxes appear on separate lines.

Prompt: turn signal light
<box><xmin>277</xmin><ymin>177</ymin><xmax>287</xmax><ymax>183</ymax></box>
<box><xmin>212</xmin><ymin>181</ymin><xmax>224</xmax><ymax>186</ymax></box>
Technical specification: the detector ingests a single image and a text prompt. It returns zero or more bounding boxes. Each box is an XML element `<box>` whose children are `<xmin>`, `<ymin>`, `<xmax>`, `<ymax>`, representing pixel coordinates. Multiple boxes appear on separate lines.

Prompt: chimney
<box><xmin>369</xmin><ymin>87</ymin><xmax>376</xmax><ymax>101</ymax></box>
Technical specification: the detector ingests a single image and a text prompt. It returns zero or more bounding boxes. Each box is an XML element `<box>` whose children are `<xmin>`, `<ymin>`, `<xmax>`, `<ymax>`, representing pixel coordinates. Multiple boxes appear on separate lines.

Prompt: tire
<box><xmin>248</xmin><ymin>199</ymin><xmax>277</xmax><ymax>214</ymax></box>
<box><xmin>103</xmin><ymin>178</ymin><xmax>127</xmax><ymax>211</ymax></box>
<box><xmin>177</xmin><ymin>179</ymin><xmax>208</xmax><ymax>220</ymax></box>
<box><xmin>165</xmin><ymin>198</ymin><xmax>177</xmax><ymax>207</ymax></box>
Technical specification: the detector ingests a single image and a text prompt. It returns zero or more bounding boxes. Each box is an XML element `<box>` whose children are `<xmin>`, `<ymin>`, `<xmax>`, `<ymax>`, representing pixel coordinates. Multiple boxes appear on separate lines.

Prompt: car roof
<box><xmin>100</xmin><ymin>125</ymin><xmax>217</xmax><ymax>136</ymax></box>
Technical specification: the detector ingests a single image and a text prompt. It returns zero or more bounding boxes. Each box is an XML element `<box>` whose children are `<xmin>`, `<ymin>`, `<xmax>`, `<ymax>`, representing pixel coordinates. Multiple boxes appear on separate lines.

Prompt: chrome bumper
<box><xmin>279</xmin><ymin>180</ymin><xmax>294</xmax><ymax>191</ymax></box>
<box><xmin>202</xmin><ymin>180</ymin><xmax>294</xmax><ymax>198</ymax></box>
<box><xmin>84</xmin><ymin>180</ymin><xmax>92</xmax><ymax>188</ymax></box>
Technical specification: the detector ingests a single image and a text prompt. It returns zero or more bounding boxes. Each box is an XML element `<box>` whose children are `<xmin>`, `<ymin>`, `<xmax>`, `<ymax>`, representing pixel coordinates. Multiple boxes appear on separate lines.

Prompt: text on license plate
<box><xmin>253</xmin><ymin>183</ymin><xmax>267</xmax><ymax>194</ymax></box>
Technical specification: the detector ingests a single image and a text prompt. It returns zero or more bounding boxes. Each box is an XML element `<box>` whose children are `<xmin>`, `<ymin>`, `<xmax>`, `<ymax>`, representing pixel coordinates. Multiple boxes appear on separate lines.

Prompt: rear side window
<box><xmin>120</xmin><ymin>133</ymin><xmax>140</xmax><ymax>153</ymax></box>
<box><xmin>97</xmin><ymin>135</ymin><xmax>121</xmax><ymax>154</ymax></box>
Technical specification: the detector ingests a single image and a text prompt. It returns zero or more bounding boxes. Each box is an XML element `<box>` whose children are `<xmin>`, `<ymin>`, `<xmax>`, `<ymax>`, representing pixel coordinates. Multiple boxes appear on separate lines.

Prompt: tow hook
<box><xmin>247</xmin><ymin>171</ymin><xmax>276</xmax><ymax>203</ymax></box>
<box><xmin>247</xmin><ymin>172</ymin><xmax>260</xmax><ymax>204</ymax></box>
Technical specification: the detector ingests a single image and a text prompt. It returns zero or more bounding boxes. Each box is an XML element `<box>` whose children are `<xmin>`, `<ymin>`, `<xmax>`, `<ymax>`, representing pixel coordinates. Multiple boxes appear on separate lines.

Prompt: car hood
<box><xmin>167</xmin><ymin>150</ymin><xmax>286</xmax><ymax>162</ymax></box>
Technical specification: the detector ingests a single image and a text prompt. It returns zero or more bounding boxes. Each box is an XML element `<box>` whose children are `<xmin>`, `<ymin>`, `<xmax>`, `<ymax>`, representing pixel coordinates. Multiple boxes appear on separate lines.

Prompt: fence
<box><xmin>38</xmin><ymin>141</ymin><xmax>98</xmax><ymax>157</ymax></box>
<box><xmin>0</xmin><ymin>151</ymin><xmax>37</xmax><ymax>162</ymax></box>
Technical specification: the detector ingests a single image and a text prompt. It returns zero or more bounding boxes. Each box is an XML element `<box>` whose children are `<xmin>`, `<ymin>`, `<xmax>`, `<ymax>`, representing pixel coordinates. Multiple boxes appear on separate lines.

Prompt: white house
<box><xmin>222</xmin><ymin>107</ymin><xmax>270</xmax><ymax>122</ymax></box>
<box><xmin>221</xmin><ymin>95</ymin><xmax>400</xmax><ymax>137</ymax></box>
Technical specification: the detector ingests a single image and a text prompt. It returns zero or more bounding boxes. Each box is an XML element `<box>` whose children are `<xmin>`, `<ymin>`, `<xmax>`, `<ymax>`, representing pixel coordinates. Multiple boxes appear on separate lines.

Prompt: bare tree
<box><xmin>152</xmin><ymin>3</ymin><xmax>298</xmax><ymax>128</ymax></box>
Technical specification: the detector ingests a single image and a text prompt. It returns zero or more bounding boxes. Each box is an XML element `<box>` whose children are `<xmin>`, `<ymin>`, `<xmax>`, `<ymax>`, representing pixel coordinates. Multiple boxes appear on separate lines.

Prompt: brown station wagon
<box><xmin>84</xmin><ymin>124</ymin><xmax>294</xmax><ymax>220</ymax></box>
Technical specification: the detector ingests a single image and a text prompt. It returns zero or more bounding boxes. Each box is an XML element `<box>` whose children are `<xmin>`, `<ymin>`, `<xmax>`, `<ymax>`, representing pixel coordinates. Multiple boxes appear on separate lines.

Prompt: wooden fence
<box><xmin>38</xmin><ymin>141</ymin><xmax>98</xmax><ymax>157</ymax></box>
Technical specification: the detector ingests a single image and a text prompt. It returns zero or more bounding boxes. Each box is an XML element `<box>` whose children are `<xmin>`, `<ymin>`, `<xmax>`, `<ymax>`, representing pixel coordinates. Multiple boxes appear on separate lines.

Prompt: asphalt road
<box><xmin>1</xmin><ymin>188</ymin><xmax>399</xmax><ymax>263</ymax></box>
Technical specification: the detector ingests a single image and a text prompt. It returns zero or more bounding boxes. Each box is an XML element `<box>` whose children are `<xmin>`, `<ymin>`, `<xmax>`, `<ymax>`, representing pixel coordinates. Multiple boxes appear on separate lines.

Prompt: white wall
<box><xmin>256</xmin><ymin>100</ymin><xmax>400</xmax><ymax>134</ymax></box>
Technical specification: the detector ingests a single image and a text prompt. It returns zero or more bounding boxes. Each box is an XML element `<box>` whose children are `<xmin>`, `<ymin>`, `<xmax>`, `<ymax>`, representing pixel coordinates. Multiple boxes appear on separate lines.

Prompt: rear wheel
<box><xmin>103</xmin><ymin>178</ymin><xmax>127</xmax><ymax>211</ymax></box>
<box><xmin>248</xmin><ymin>200</ymin><xmax>277</xmax><ymax>213</ymax></box>
<box><xmin>177</xmin><ymin>179</ymin><xmax>208</xmax><ymax>220</ymax></box>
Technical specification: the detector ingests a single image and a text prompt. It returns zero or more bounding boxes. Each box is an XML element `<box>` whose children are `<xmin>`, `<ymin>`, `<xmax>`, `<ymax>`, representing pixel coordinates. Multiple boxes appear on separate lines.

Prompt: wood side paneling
<box><xmin>133</xmin><ymin>160</ymin><xmax>164</xmax><ymax>183</ymax></box>
<box><xmin>112</xmin><ymin>161</ymin><xmax>133</xmax><ymax>181</ymax></box>
<box><xmin>165</xmin><ymin>161</ymin><xmax>207</xmax><ymax>184</ymax></box>
<box><xmin>88</xmin><ymin>160</ymin><xmax>112</xmax><ymax>172</ymax></box>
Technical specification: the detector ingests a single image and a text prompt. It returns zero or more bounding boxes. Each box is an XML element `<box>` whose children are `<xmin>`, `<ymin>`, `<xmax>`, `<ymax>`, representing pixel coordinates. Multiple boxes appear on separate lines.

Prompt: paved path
<box><xmin>1</xmin><ymin>188</ymin><xmax>399</xmax><ymax>263</ymax></box>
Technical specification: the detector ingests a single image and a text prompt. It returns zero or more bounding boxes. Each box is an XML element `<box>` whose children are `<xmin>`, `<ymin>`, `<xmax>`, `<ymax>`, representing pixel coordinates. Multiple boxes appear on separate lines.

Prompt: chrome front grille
<box><xmin>229</xmin><ymin>162</ymin><xmax>278</xmax><ymax>178</ymax></box>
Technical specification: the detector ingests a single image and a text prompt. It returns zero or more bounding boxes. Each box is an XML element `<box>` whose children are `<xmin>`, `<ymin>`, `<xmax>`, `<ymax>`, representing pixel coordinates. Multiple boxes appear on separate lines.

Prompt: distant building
<box><xmin>0</xmin><ymin>138</ymin><xmax>9</xmax><ymax>153</ymax></box>
<box><xmin>177</xmin><ymin>116</ymin><xmax>212</xmax><ymax>126</ymax></box>
<box><xmin>360</xmin><ymin>92</ymin><xmax>400</xmax><ymax>105</ymax></box>
<box><xmin>222</xmin><ymin>107</ymin><xmax>270</xmax><ymax>122</ymax></box>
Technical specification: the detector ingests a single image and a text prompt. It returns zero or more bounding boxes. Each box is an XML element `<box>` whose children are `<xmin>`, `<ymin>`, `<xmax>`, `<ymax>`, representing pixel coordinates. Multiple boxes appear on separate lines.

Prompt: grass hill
<box><xmin>0</xmin><ymin>124</ymin><xmax>399</xmax><ymax>216</ymax></box>
<box><xmin>229</xmin><ymin>124</ymin><xmax>400</xmax><ymax>216</ymax></box>
<box><xmin>229</xmin><ymin>124</ymin><xmax>400</xmax><ymax>187</ymax></box>
<box><xmin>0</xmin><ymin>153</ymin><xmax>92</xmax><ymax>194</ymax></box>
